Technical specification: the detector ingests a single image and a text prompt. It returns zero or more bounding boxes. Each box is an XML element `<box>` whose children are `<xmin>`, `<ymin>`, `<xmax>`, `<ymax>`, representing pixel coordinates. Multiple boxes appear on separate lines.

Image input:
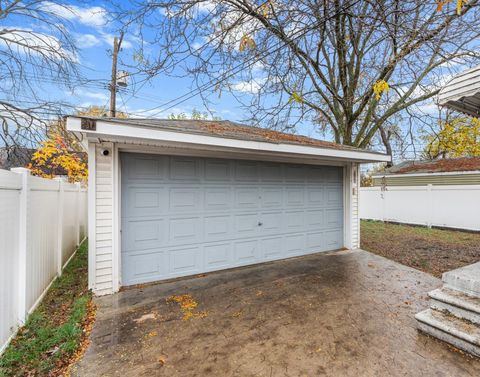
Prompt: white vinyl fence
<box><xmin>0</xmin><ymin>168</ymin><xmax>87</xmax><ymax>354</ymax></box>
<box><xmin>360</xmin><ymin>185</ymin><xmax>480</xmax><ymax>231</ymax></box>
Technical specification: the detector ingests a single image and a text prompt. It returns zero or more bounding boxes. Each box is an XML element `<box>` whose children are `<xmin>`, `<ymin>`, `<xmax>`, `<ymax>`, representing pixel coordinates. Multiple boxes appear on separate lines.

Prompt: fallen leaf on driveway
<box><xmin>134</xmin><ymin>313</ymin><xmax>157</xmax><ymax>323</ymax></box>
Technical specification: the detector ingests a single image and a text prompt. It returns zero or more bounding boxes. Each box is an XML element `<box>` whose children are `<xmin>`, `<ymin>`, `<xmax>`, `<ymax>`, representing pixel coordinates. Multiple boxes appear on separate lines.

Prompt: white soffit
<box><xmin>439</xmin><ymin>65</ymin><xmax>480</xmax><ymax>117</ymax></box>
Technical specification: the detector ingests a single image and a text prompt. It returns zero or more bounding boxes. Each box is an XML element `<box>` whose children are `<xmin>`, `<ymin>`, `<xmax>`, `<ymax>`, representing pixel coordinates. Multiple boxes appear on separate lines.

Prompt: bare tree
<box><xmin>116</xmin><ymin>0</ymin><xmax>480</xmax><ymax>158</ymax></box>
<box><xmin>0</xmin><ymin>0</ymin><xmax>79</xmax><ymax>156</ymax></box>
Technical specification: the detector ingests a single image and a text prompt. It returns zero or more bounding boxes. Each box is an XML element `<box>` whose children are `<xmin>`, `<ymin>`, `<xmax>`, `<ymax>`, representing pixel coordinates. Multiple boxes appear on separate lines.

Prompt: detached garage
<box><xmin>66</xmin><ymin>117</ymin><xmax>390</xmax><ymax>295</ymax></box>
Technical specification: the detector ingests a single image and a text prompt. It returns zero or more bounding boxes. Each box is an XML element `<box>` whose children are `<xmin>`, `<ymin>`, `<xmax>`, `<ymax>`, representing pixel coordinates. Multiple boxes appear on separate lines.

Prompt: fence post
<box><xmin>54</xmin><ymin>178</ymin><xmax>64</xmax><ymax>276</ymax></box>
<box><xmin>75</xmin><ymin>182</ymin><xmax>81</xmax><ymax>246</ymax></box>
<box><xmin>11</xmin><ymin>167</ymin><xmax>30</xmax><ymax>324</ymax></box>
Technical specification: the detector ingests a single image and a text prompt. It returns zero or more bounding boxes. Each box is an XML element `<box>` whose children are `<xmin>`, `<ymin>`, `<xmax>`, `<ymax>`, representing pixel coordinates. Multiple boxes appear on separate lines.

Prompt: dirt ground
<box><xmin>361</xmin><ymin>220</ymin><xmax>480</xmax><ymax>278</ymax></box>
<box><xmin>71</xmin><ymin>249</ymin><xmax>480</xmax><ymax>377</ymax></box>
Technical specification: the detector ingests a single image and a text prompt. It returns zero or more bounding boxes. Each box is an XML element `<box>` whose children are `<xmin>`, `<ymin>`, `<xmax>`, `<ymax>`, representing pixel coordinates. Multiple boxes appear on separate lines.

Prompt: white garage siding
<box><xmin>87</xmin><ymin>141</ymin><xmax>361</xmax><ymax>295</ymax></box>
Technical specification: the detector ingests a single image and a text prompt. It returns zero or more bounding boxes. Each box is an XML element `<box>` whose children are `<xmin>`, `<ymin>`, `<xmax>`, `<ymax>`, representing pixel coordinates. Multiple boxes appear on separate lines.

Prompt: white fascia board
<box><xmin>66</xmin><ymin>117</ymin><xmax>390</xmax><ymax>163</ymax></box>
<box><xmin>372</xmin><ymin>170</ymin><xmax>480</xmax><ymax>178</ymax></box>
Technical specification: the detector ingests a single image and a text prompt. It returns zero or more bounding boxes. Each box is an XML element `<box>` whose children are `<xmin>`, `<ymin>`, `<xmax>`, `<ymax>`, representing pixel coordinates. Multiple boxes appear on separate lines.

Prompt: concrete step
<box><xmin>415</xmin><ymin>308</ymin><xmax>480</xmax><ymax>357</ymax></box>
<box><xmin>442</xmin><ymin>262</ymin><xmax>480</xmax><ymax>298</ymax></box>
<box><xmin>429</xmin><ymin>288</ymin><xmax>480</xmax><ymax>325</ymax></box>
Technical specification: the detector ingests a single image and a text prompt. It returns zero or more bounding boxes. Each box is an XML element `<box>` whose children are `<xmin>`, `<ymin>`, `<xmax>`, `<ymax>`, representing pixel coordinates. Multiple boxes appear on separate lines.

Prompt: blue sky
<box><xmin>3</xmin><ymin>0</ymin><xmax>469</xmax><ymax>160</ymax></box>
<box><xmin>1</xmin><ymin>0</ymin><xmax>323</xmax><ymax>139</ymax></box>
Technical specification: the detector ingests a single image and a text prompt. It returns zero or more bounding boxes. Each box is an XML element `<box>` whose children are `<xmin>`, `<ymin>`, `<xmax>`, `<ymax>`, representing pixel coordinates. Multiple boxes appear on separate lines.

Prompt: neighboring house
<box><xmin>438</xmin><ymin>64</ymin><xmax>480</xmax><ymax>117</ymax></box>
<box><xmin>371</xmin><ymin>157</ymin><xmax>480</xmax><ymax>187</ymax></box>
<box><xmin>66</xmin><ymin>117</ymin><xmax>389</xmax><ymax>296</ymax></box>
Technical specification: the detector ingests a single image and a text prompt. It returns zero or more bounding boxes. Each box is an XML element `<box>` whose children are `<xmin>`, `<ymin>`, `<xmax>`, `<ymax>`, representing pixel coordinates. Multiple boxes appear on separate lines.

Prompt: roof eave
<box><xmin>66</xmin><ymin>116</ymin><xmax>391</xmax><ymax>164</ymax></box>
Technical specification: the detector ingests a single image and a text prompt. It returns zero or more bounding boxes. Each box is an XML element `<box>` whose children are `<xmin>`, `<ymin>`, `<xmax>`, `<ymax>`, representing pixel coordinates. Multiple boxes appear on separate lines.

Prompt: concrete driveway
<box><xmin>72</xmin><ymin>250</ymin><xmax>480</xmax><ymax>376</ymax></box>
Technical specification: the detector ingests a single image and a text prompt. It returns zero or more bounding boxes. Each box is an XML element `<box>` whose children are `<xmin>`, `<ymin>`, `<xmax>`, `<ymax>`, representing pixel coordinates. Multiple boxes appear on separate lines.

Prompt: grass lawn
<box><xmin>361</xmin><ymin>220</ymin><xmax>480</xmax><ymax>277</ymax></box>
<box><xmin>0</xmin><ymin>240</ymin><xmax>95</xmax><ymax>377</ymax></box>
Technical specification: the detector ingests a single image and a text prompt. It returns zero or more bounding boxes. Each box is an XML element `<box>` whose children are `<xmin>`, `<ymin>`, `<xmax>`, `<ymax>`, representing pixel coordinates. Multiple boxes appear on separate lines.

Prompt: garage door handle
<box><xmin>258</xmin><ymin>222</ymin><xmax>263</xmax><ymax>226</ymax></box>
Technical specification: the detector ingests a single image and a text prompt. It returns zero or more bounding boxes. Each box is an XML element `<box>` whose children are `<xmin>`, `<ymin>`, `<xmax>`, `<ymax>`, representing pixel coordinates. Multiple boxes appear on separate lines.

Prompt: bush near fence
<box><xmin>0</xmin><ymin>168</ymin><xmax>87</xmax><ymax>354</ymax></box>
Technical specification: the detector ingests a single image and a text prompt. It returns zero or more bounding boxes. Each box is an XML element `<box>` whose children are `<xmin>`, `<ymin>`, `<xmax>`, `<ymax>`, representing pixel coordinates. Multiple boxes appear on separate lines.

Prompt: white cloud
<box><xmin>231</xmin><ymin>78</ymin><xmax>266</xmax><ymax>94</ymax></box>
<box><xmin>100</xmin><ymin>33</ymin><xmax>133</xmax><ymax>49</ymax></box>
<box><xmin>41</xmin><ymin>2</ymin><xmax>107</xmax><ymax>29</ymax></box>
<box><xmin>75</xmin><ymin>33</ymin><xmax>101</xmax><ymax>49</ymax></box>
<box><xmin>70</xmin><ymin>89</ymin><xmax>109</xmax><ymax>102</ymax></box>
<box><xmin>0</xmin><ymin>27</ymin><xmax>77</xmax><ymax>62</ymax></box>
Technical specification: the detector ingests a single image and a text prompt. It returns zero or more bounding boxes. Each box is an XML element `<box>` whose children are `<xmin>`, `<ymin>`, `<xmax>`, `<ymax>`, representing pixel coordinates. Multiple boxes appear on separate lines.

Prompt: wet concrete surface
<box><xmin>72</xmin><ymin>250</ymin><xmax>480</xmax><ymax>376</ymax></box>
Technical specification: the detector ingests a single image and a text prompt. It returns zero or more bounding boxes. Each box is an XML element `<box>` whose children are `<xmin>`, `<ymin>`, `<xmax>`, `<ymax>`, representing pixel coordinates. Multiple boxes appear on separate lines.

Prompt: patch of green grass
<box><xmin>0</xmin><ymin>240</ymin><xmax>92</xmax><ymax>377</ymax></box>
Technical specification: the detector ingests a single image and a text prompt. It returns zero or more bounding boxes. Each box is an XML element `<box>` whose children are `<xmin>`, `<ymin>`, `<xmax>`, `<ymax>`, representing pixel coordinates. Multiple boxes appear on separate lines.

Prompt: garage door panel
<box><xmin>125</xmin><ymin>155</ymin><xmax>166</xmax><ymax>181</ymax></box>
<box><xmin>325</xmin><ymin>209</ymin><xmax>343</xmax><ymax>228</ymax></box>
<box><xmin>169</xmin><ymin>217</ymin><xmax>203</xmax><ymax>243</ymax></box>
<box><xmin>326</xmin><ymin>187</ymin><xmax>343</xmax><ymax>206</ymax></box>
<box><xmin>325</xmin><ymin>230</ymin><xmax>343</xmax><ymax>249</ymax></box>
<box><xmin>234</xmin><ymin>213</ymin><xmax>259</xmax><ymax>235</ymax></box>
<box><xmin>307</xmin><ymin>187</ymin><xmax>325</xmax><ymax>205</ymax></box>
<box><xmin>285</xmin><ymin>234</ymin><xmax>306</xmax><ymax>256</ymax></box>
<box><xmin>260</xmin><ymin>163</ymin><xmax>283</xmax><ymax>182</ymax></box>
<box><xmin>169</xmin><ymin>157</ymin><xmax>200</xmax><ymax>180</ymax></box>
<box><xmin>307</xmin><ymin>209</ymin><xmax>325</xmax><ymax>230</ymax></box>
<box><xmin>235</xmin><ymin>161</ymin><xmax>258</xmax><ymax>181</ymax></box>
<box><xmin>204</xmin><ymin>243</ymin><xmax>232</xmax><ymax>270</ymax></box>
<box><xmin>169</xmin><ymin>246</ymin><xmax>202</xmax><ymax>275</ymax></box>
<box><xmin>124</xmin><ymin>186</ymin><xmax>168</xmax><ymax>217</ymax></box>
<box><xmin>286</xmin><ymin>187</ymin><xmax>305</xmax><ymax>207</ymax></box>
<box><xmin>169</xmin><ymin>187</ymin><xmax>202</xmax><ymax>212</ymax></box>
<box><xmin>205</xmin><ymin>159</ymin><xmax>231</xmax><ymax>181</ymax></box>
<box><xmin>122</xmin><ymin>218</ymin><xmax>165</xmax><ymax>251</ymax></box>
<box><xmin>285</xmin><ymin>164</ymin><xmax>305</xmax><ymax>182</ymax></box>
<box><xmin>306</xmin><ymin>166</ymin><xmax>326</xmax><ymax>182</ymax></box>
<box><xmin>204</xmin><ymin>215</ymin><xmax>232</xmax><ymax>240</ymax></box>
<box><xmin>261</xmin><ymin>237</ymin><xmax>283</xmax><ymax>260</ymax></box>
<box><xmin>260</xmin><ymin>211</ymin><xmax>283</xmax><ymax>233</ymax></box>
<box><xmin>234</xmin><ymin>240</ymin><xmax>258</xmax><ymax>264</ymax></box>
<box><xmin>205</xmin><ymin>187</ymin><xmax>232</xmax><ymax>211</ymax></box>
<box><xmin>324</xmin><ymin>166</ymin><xmax>343</xmax><ymax>182</ymax></box>
<box><xmin>235</xmin><ymin>187</ymin><xmax>259</xmax><ymax>209</ymax></box>
<box><xmin>285</xmin><ymin>210</ymin><xmax>304</xmax><ymax>231</ymax></box>
<box><xmin>260</xmin><ymin>187</ymin><xmax>283</xmax><ymax>208</ymax></box>
<box><xmin>123</xmin><ymin>251</ymin><xmax>167</xmax><ymax>285</ymax></box>
<box><xmin>121</xmin><ymin>153</ymin><xmax>344</xmax><ymax>285</ymax></box>
<box><xmin>307</xmin><ymin>232</ymin><xmax>325</xmax><ymax>251</ymax></box>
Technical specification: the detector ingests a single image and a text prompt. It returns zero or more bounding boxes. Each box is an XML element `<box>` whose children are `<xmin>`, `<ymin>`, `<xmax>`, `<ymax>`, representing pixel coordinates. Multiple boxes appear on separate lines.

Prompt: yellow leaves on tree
<box><xmin>436</xmin><ymin>0</ymin><xmax>465</xmax><ymax>14</ymax></box>
<box><xmin>424</xmin><ymin>117</ymin><xmax>480</xmax><ymax>159</ymax></box>
<box><xmin>289</xmin><ymin>91</ymin><xmax>304</xmax><ymax>104</ymax></box>
<box><xmin>373</xmin><ymin>80</ymin><xmax>389</xmax><ymax>100</ymax></box>
<box><xmin>28</xmin><ymin>134</ymin><xmax>87</xmax><ymax>183</ymax></box>
<box><xmin>239</xmin><ymin>35</ymin><xmax>256</xmax><ymax>52</ymax></box>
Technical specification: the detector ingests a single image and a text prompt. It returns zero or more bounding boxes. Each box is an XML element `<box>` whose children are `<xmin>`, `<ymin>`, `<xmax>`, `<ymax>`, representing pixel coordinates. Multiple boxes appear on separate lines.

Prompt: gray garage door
<box><xmin>121</xmin><ymin>153</ymin><xmax>344</xmax><ymax>285</ymax></box>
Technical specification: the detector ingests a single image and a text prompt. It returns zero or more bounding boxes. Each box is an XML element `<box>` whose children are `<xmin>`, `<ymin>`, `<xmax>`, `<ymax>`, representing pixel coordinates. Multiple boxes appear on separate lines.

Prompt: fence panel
<box><xmin>0</xmin><ymin>169</ymin><xmax>87</xmax><ymax>354</ymax></box>
<box><xmin>360</xmin><ymin>185</ymin><xmax>480</xmax><ymax>231</ymax></box>
<box><xmin>0</xmin><ymin>170</ymin><xmax>21</xmax><ymax>355</ymax></box>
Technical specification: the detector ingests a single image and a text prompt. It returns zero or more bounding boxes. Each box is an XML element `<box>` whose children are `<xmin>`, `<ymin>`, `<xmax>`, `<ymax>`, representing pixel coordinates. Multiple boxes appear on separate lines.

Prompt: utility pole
<box><xmin>109</xmin><ymin>32</ymin><xmax>124</xmax><ymax>118</ymax></box>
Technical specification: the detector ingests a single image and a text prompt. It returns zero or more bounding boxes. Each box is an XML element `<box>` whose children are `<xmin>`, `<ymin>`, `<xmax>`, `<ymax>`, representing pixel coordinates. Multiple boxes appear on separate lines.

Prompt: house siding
<box><xmin>93</xmin><ymin>142</ymin><xmax>114</xmax><ymax>295</ymax></box>
<box><xmin>372</xmin><ymin>173</ymin><xmax>480</xmax><ymax>187</ymax></box>
<box><xmin>351</xmin><ymin>163</ymin><xmax>360</xmax><ymax>249</ymax></box>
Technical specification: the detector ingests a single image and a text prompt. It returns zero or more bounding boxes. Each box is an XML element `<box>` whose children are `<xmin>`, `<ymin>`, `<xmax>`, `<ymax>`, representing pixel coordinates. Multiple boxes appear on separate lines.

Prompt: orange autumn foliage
<box><xmin>28</xmin><ymin>134</ymin><xmax>87</xmax><ymax>183</ymax></box>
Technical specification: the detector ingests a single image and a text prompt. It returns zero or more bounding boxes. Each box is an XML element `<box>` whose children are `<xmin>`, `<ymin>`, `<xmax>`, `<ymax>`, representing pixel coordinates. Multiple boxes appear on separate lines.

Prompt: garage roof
<box><xmin>373</xmin><ymin>157</ymin><xmax>480</xmax><ymax>176</ymax></box>
<box><xmin>66</xmin><ymin>116</ymin><xmax>391</xmax><ymax>163</ymax></box>
<box><xmin>438</xmin><ymin>65</ymin><xmax>480</xmax><ymax>117</ymax></box>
